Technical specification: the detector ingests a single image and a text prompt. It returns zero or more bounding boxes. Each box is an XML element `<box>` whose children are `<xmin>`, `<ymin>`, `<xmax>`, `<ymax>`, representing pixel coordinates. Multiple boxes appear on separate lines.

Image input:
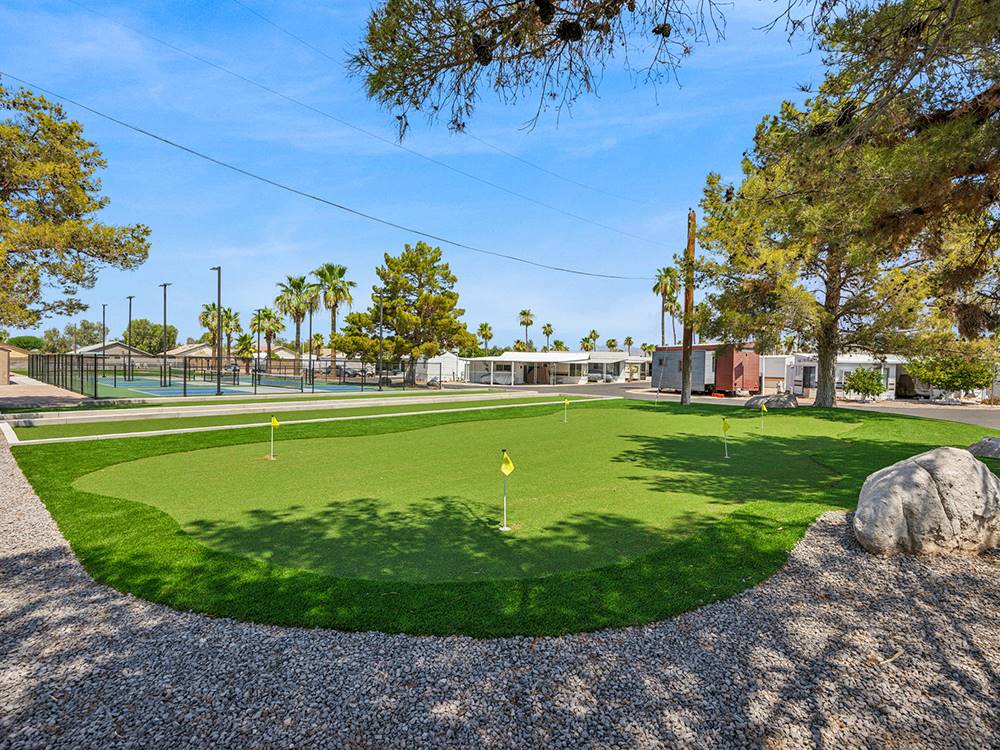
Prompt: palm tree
<box><xmin>580</xmin><ymin>337</ymin><xmax>594</xmax><ymax>352</ymax></box>
<box><xmin>518</xmin><ymin>309</ymin><xmax>534</xmax><ymax>345</ymax></box>
<box><xmin>309</xmin><ymin>332</ymin><xmax>325</xmax><ymax>357</ymax></box>
<box><xmin>653</xmin><ymin>267</ymin><xmax>681</xmax><ymax>346</ymax></box>
<box><xmin>623</xmin><ymin>336</ymin><xmax>634</xmax><ymax>355</ymax></box>
<box><xmin>234</xmin><ymin>332</ymin><xmax>255</xmax><ymax>372</ymax></box>
<box><xmin>275</xmin><ymin>275</ymin><xmax>320</xmax><ymax>372</ymax></box>
<box><xmin>552</xmin><ymin>339</ymin><xmax>567</xmax><ymax>351</ymax></box>
<box><xmin>477</xmin><ymin>322</ymin><xmax>493</xmax><ymax>350</ymax></box>
<box><xmin>541</xmin><ymin>322</ymin><xmax>553</xmax><ymax>350</ymax></box>
<box><xmin>605</xmin><ymin>338</ymin><xmax>618</xmax><ymax>351</ymax></box>
<box><xmin>198</xmin><ymin>303</ymin><xmax>219</xmax><ymax>357</ymax></box>
<box><xmin>250</xmin><ymin>307</ymin><xmax>284</xmax><ymax>366</ymax></box>
<box><xmin>313</xmin><ymin>263</ymin><xmax>355</xmax><ymax>374</ymax></box>
<box><xmin>221</xmin><ymin>307</ymin><xmax>241</xmax><ymax>358</ymax></box>
<box><xmin>588</xmin><ymin>329</ymin><xmax>600</xmax><ymax>349</ymax></box>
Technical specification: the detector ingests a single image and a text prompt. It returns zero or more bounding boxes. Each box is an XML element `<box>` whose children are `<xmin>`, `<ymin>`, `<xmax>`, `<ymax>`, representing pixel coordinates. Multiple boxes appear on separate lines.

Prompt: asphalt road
<box><xmin>538</xmin><ymin>381</ymin><xmax>1000</xmax><ymax>431</ymax></box>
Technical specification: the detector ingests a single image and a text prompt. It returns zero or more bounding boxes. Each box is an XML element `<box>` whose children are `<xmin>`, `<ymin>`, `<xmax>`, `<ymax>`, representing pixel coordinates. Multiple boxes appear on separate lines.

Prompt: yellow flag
<box><xmin>500</xmin><ymin>450</ymin><xmax>515</xmax><ymax>476</ymax></box>
<box><xmin>564</xmin><ymin>398</ymin><xmax>569</xmax><ymax>406</ymax></box>
<box><xmin>761</xmin><ymin>403</ymin><xmax>768</xmax><ymax>414</ymax></box>
<box><xmin>271</xmin><ymin>415</ymin><xmax>280</xmax><ymax>428</ymax></box>
<box><xmin>722</xmin><ymin>417</ymin><xmax>731</xmax><ymax>434</ymax></box>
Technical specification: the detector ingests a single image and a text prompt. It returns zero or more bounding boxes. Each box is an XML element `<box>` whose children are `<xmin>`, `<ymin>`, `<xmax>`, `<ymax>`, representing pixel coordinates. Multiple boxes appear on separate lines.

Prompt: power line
<box><xmin>227</xmin><ymin>0</ymin><xmax>647</xmax><ymax>207</ymax></box>
<box><xmin>227</xmin><ymin>0</ymin><xmax>339</xmax><ymax>65</ymax></box>
<box><xmin>63</xmin><ymin>0</ymin><xmax>664</xmax><ymax>248</ymax></box>
<box><xmin>0</xmin><ymin>72</ymin><xmax>651</xmax><ymax>281</ymax></box>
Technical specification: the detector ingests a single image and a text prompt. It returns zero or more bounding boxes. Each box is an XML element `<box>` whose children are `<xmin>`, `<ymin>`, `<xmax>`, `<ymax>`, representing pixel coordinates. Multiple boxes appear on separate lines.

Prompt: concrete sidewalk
<box><xmin>0</xmin><ymin>375</ymin><xmax>86</xmax><ymax>410</ymax></box>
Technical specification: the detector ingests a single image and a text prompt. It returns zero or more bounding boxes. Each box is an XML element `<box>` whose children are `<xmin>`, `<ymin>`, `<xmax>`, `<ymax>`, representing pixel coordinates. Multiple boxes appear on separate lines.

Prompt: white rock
<box><xmin>854</xmin><ymin>446</ymin><xmax>1000</xmax><ymax>555</ymax></box>
<box><xmin>968</xmin><ymin>436</ymin><xmax>1000</xmax><ymax>458</ymax></box>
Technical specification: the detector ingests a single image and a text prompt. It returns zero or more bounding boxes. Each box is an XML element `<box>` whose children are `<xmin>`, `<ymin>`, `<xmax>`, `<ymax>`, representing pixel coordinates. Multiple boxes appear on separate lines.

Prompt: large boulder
<box><xmin>854</xmin><ymin>446</ymin><xmax>1000</xmax><ymax>555</ymax></box>
<box><xmin>744</xmin><ymin>392</ymin><xmax>798</xmax><ymax>409</ymax></box>
<box><xmin>968</xmin><ymin>437</ymin><xmax>1000</xmax><ymax>459</ymax></box>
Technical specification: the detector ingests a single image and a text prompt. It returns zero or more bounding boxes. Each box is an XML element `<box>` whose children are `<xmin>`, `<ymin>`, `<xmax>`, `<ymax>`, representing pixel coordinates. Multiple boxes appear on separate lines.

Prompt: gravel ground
<box><xmin>2</xmin><ymin>438</ymin><xmax>999</xmax><ymax>749</ymax></box>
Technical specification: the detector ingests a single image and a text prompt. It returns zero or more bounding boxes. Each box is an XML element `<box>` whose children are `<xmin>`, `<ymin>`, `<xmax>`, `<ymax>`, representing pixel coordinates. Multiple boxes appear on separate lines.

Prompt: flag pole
<box><xmin>563</xmin><ymin>398</ymin><xmax>568</xmax><ymax>423</ymax></box>
<box><xmin>270</xmin><ymin>417</ymin><xmax>275</xmax><ymax>460</ymax></box>
<box><xmin>724</xmin><ymin>431</ymin><xmax>729</xmax><ymax>459</ymax></box>
<box><xmin>503</xmin><ymin>474</ymin><xmax>508</xmax><ymax>530</ymax></box>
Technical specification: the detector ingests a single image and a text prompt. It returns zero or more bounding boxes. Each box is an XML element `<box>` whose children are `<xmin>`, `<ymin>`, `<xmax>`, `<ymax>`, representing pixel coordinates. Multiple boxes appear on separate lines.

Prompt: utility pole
<box><xmin>211</xmin><ymin>266</ymin><xmax>222</xmax><ymax>395</ymax></box>
<box><xmin>680</xmin><ymin>208</ymin><xmax>696</xmax><ymax>406</ymax></box>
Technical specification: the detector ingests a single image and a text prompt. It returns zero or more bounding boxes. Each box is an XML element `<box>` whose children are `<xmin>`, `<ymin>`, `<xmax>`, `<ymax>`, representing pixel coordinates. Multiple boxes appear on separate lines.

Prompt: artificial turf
<box><xmin>12</xmin><ymin>400</ymin><xmax>997</xmax><ymax>637</ymax></box>
<box><xmin>0</xmin><ymin>387</ymin><xmax>489</xmax><ymax>414</ymax></box>
<box><xmin>13</xmin><ymin>395</ymin><xmax>589</xmax><ymax>440</ymax></box>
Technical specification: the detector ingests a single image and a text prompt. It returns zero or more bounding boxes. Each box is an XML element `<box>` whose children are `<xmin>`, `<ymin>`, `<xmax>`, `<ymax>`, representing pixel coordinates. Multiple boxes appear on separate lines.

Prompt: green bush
<box><xmin>6</xmin><ymin>334</ymin><xmax>43</xmax><ymax>351</ymax></box>
<box><xmin>843</xmin><ymin>367</ymin><xmax>886</xmax><ymax>400</ymax></box>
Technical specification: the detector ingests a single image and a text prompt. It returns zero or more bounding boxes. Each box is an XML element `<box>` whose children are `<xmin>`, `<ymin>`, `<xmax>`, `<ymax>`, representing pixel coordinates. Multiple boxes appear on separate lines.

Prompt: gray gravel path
<box><xmin>2</xmin><ymin>438</ymin><xmax>999</xmax><ymax>749</ymax></box>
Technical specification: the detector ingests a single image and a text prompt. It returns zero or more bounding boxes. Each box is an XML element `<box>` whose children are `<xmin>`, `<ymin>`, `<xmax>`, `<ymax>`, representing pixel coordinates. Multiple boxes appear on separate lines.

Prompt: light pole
<box><xmin>101</xmin><ymin>303</ymin><xmax>107</xmax><ymax>377</ymax></box>
<box><xmin>377</xmin><ymin>291</ymin><xmax>384</xmax><ymax>392</ymax></box>
<box><xmin>307</xmin><ymin>303</ymin><xmax>313</xmax><ymax>387</ymax></box>
<box><xmin>210</xmin><ymin>266</ymin><xmax>222</xmax><ymax>395</ymax></box>
<box><xmin>254</xmin><ymin>308</ymin><xmax>261</xmax><ymax>373</ymax></box>
<box><xmin>159</xmin><ymin>283</ymin><xmax>171</xmax><ymax>386</ymax></box>
<box><xmin>126</xmin><ymin>295</ymin><xmax>135</xmax><ymax>379</ymax></box>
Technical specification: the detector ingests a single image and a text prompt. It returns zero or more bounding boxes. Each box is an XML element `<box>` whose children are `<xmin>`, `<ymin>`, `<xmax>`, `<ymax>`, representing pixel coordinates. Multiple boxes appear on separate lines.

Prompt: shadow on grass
<box><xmin>12</xmin><ymin>399</ymin><xmax>999</xmax><ymax>636</ymax></box>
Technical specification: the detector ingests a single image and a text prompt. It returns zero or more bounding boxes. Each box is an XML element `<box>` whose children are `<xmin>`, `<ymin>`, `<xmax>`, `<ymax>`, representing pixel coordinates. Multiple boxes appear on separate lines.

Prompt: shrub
<box><xmin>843</xmin><ymin>367</ymin><xmax>885</xmax><ymax>401</ymax></box>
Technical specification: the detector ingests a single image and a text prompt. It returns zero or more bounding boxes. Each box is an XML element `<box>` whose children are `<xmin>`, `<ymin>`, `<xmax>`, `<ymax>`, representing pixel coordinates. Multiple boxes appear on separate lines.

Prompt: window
<box><xmin>494</xmin><ymin>363</ymin><xmax>511</xmax><ymax>372</ymax></box>
<box><xmin>569</xmin><ymin>363</ymin><xmax>583</xmax><ymax>376</ymax></box>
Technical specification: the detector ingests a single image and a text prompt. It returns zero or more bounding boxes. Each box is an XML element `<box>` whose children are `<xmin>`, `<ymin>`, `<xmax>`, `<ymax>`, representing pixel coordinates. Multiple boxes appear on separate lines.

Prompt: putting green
<box><xmin>74</xmin><ymin>408</ymin><xmax>854</xmax><ymax>583</ymax></box>
<box><xmin>20</xmin><ymin>400</ymin><xmax>998</xmax><ymax>636</ymax></box>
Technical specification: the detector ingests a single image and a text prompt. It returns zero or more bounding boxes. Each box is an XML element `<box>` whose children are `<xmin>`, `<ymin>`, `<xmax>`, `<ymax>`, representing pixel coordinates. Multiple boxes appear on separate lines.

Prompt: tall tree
<box><xmin>313</xmin><ymin>263</ymin><xmax>356</xmax><ymax>373</ymax></box>
<box><xmin>275</xmin><ymin>275</ymin><xmax>320</xmax><ymax>372</ymax></box>
<box><xmin>250</xmin><ymin>307</ymin><xmax>284</xmax><ymax>363</ymax></box>
<box><xmin>221</xmin><ymin>307</ymin><xmax>241</xmax><ymax>358</ymax></box>
<box><xmin>234</xmin><ymin>332</ymin><xmax>255</xmax><ymax>371</ymax></box>
<box><xmin>623</xmin><ymin>335</ymin><xmax>634</xmax><ymax>355</ymax></box>
<box><xmin>579</xmin><ymin>337</ymin><xmax>594</xmax><ymax>352</ymax></box>
<box><xmin>518</xmin><ymin>309</ymin><xmax>534</xmax><ymax>345</ymax></box>
<box><xmin>605</xmin><ymin>338</ymin><xmax>618</xmax><ymax>351</ymax></box>
<box><xmin>541</xmin><ymin>322</ymin><xmax>554</xmax><ymax>350</ymax></box>
<box><xmin>117</xmin><ymin>319</ymin><xmax>176</xmax><ymax>354</ymax></box>
<box><xmin>198</xmin><ymin>303</ymin><xmax>220</xmax><ymax>353</ymax></box>
<box><xmin>337</xmin><ymin>241</ymin><xmax>476</xmax><ymax>380</ymax></box>
<box><xmin>551</xmin><ymin>339</ymin><xmax>567</xmax><ymax>351</ymax></box>
<box><xmin>477</xmin><ymin>322</ymin><xmax>493</xmax><ymax>349</ymax></box>
<box><xmin>0</xmin><ymin>83</ymin><xmax>150</xmax><ymax>328</ymax></box>
<box><xmin>588</xmin><ymin>329</ymin><xmax>600</xmax><ymax>349</ymax></box>
<box><xmin>653</xmin><ymin>267</ymin><xmax>680</xmax><ymax>346</ymax></box>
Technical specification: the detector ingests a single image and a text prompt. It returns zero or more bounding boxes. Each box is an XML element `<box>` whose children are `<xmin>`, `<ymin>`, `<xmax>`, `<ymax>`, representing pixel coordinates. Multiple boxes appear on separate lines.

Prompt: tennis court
<box><xmin>95</xmin><ymin>371</ymin><xmax>365</xmax><ymax>398</ymax></box>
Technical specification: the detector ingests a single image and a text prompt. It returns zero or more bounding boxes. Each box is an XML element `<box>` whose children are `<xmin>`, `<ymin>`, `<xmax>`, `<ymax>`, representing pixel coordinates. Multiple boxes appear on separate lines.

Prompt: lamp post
<box><xmin>101</xmin><ymin>303</ymin><xmax>107</xmax><ymax>377</ymax></box>
<box><xmin>126</xmin><ymin>295</ymin><xmax>135</xmax><ymax>379</ymax></box>
<box><xmin>254</xmin><ymin>308</ymin><xmax>261</xmax><ymax>373</ymax></box>
<box><xmin>159</xmin><ymin>283</ymin><xmax>171</xmax><ymax>386</ymax></box>
<box><xmin>377</xmin><ymin>291</ymin><xmax>384</xmax><ymax>392</ymax></box>
<box><xmin>307</xmin><ymin>304</ymin><xmax>313</xmax><ymax>387</ymax></box>
<box><xmin>210</xmin><ymin>266</ymin><xmax>222</xmax><ymax>395</ymax></box>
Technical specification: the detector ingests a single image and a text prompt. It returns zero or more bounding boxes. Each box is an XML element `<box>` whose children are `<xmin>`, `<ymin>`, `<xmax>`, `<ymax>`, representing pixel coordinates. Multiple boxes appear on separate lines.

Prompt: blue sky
<box><xmin>2</xmin><ymin>0</ymin><xmax>823</xmax><ymax>348</ymax></box>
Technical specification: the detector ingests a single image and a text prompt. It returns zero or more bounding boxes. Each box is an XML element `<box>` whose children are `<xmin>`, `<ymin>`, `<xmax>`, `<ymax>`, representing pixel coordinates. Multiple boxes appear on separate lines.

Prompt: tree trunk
<box><xmin>814</xmin><ymin>322</ymin><xmax>839</xmax><ymax>408</ymax></box>
<box><xmin>660</xmin><ymin>296</ymin><xmax>666</xmax><ymax>346</ymax></box>
<box><xmin>331</xmin><ymin>304</ymin><xmax>338</xmax><ymax>379</ymax></box>
<box><xmin>524</xmin><ymin>325</ymin><xmax>529</xmax><ymax>345</ymax></box>
<box><xmin>294</xmin><ymin>320</ymin><xmax>302</xmax><ymax>374</ymax></box>
<box><xmin>814</xmin><ymin>252</ymin><xmax>843</xmax><ymax>408</ymax></box>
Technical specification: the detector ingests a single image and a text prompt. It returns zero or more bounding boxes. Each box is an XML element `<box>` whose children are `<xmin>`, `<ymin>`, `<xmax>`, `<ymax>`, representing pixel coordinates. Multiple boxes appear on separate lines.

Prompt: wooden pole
<box><xmin>680</xmin><ymin>208</ymin><xmax>696</xmax><ymax>406</ymax></box>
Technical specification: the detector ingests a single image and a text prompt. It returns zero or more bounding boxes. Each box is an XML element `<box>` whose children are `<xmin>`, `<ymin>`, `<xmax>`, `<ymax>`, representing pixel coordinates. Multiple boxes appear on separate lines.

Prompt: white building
<box><xmin>762</xmin><ymin>352</ymin><xmax>908</xmax><ymax>400</ymax></box>
<box><xmin>424</xmin><ymin>351</ymin><xmax>465</xmax><ymax>382</ymax></box>
<box><xmin>465</xmin><ymin>351</ymin><xmax>651</xmax><ymax>386</ymax></box>
<box><xmin>465</xmin><ymin>352</ymin><xmax>589</xmax><ymax>385</ymax></box>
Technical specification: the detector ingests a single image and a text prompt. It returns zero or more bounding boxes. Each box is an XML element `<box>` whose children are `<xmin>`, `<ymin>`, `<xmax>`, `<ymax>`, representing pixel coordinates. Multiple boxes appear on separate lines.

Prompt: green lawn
<box><xmin>13</xmin><ymin>395</ymin><xmax>586</xmax><ymax>440</ymax></box>
<box><xmin>0</xmin><ymin>387</ymin><xmax>489</xmax><ymax>414</ymax></box>
<box><xmin>13</xmin><ymin>400</ymin><xmax>996</xmax><ymax>636</ymax></box>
